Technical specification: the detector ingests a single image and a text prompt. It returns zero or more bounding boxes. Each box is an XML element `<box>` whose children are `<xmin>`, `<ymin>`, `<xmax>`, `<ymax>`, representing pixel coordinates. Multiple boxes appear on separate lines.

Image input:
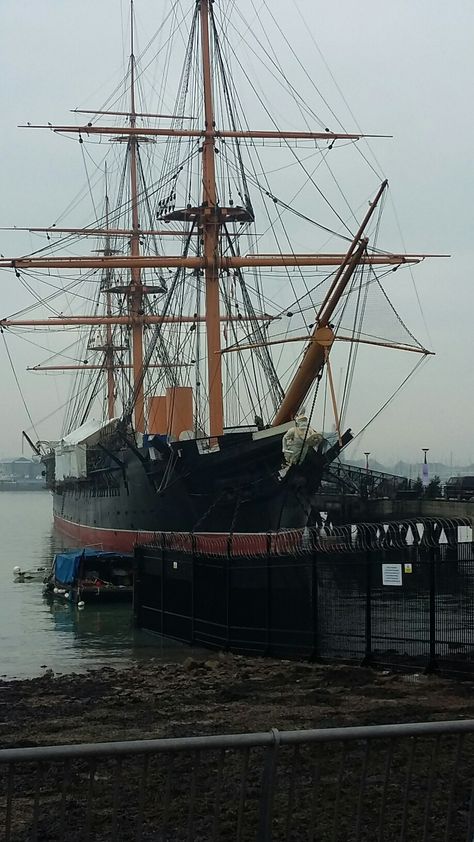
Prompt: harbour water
<box><xmin>0</xmin><ymin>492</ymin><xmax>194</xmax><ymax>679</ymax></box>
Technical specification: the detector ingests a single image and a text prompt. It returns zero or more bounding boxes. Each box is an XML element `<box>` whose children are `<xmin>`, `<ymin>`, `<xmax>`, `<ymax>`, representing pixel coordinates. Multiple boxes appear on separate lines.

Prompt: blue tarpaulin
<box><xmin>53</xmin><ymin>552</ymin><xmax>81</xmax><ymax>585</ymax></box>
<box><xmin>53</xmin><ymin>549</ymin><xmax>132</xmax><ymax>585</ymax></box>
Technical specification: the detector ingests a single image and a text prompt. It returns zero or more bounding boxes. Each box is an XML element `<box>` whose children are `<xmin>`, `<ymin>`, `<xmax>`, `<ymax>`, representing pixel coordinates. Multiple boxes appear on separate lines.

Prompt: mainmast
<box><xmin>128</xmin><ymin>0</ymin><xmax>145</xmax><ymax>432</ymax></box>
<box><xmin>200</xmin><ymin>0</ymin><xmax>224</xmax><ymax>438</ymax></box>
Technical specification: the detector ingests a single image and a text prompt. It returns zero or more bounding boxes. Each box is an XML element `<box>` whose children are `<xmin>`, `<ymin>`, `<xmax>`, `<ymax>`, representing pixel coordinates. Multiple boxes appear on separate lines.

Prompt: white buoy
<box><xmin>64</xmin><ymin>592</ymin><xmax>70</xmax><ymax>600</ymax></box>
<box><xmin>53</xmin><ymin>587</ymin><xmax>59</xmax><ymax>594</ymax></box>
<box><xmin>77</xmin><ymin>600</ymin><xmax>85</xmax><ymax>608</ymax></box>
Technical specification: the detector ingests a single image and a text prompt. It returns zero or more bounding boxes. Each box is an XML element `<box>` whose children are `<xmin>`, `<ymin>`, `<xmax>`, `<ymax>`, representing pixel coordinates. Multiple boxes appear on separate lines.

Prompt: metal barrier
<box><xmin>2</xmin><ymin>719</ymin><xmax>474</xmax><ymax>841</ymax></box>
<box><xmin>134</xmin><ymin>519</ymin><xmax>474</xmax><ymax>674</ymax></box>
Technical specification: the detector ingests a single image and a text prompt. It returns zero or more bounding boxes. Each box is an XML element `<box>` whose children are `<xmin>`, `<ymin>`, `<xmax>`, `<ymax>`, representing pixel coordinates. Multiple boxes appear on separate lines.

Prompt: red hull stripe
<box><xmin>53</xmin><ymin>515</ymin><xmax>304</xmax><ymax>555</ymax></box>
<box><xmin>53</xmin><ymin>515</ymin><xmax>156</xmax><ymax>552</ymax></box>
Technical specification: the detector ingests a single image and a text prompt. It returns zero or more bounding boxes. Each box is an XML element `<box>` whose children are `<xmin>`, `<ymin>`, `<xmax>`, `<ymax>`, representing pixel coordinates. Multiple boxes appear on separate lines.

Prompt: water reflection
<box><xmin>46</xmin><ymin>599</ymin><xmax>156</xmax><ymax>653</ymax></box>
<box><xmin>0</xmin><ymin>492</ymin><xmax>195</xmax><ymax>678</ymax></box>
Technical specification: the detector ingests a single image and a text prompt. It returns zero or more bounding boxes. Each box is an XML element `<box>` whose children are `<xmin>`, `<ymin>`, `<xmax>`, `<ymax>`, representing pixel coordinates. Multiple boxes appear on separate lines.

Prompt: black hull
<box><xmin>49</xmin><ymin>428</ymin><xmax>351</xmax><ymax>550</ymax></box>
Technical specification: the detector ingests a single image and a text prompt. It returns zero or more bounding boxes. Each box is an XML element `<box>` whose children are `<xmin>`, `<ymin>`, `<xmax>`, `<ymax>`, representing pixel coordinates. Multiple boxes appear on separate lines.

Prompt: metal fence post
<box><xmin>311</xmin><ymin>547</ymin><xmax>320</xmax><ymax>659</ymax></box>
<box><xmin>160</xmin><ymin>531</ymin><xmax>165</xmax><ymax>636</ymax></box>
<box><xmin>226</xmin><ymin>533</ymin><xmax>232</xmax><ymax>650</ymax></box>
<box><xmin>190</xmin><ymin>533</ymin><xmax>196</xmax><ymax>645</ymax></box>
<box><xmin>266</xmin><ymin>533</ymin><xmax>272</xmax><ymax>655</ymax></box>
<box><xmin>133</xmin><ymin>545</ymin><xmax>141</xmax><ymax>628</ymax></box>
<box><xmin>426</xmin><ymin>547</ymin><xmax>438</xmax><ymax>673</ymax></box>
<box><xmin>258</xmin><ymin>728</ymin><xmax>281</xmax><ymax>841</ymax></box>
<box><xmin>363</xmin><ymin>549</ymin><xmax>373</xmax><ymax>665</ymax></box>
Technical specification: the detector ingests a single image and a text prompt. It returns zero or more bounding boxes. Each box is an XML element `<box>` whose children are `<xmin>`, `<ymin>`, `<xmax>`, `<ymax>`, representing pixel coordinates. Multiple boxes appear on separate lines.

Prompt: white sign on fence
<box><xmin>382</xmin><ymin>563</ymin><xmax>403</xmax><ymax>586</ymax></box>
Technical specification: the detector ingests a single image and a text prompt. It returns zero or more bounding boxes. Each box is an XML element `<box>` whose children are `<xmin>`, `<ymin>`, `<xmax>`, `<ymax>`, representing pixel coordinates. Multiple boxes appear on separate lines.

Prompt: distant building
<box><xmin>0</xmin><ymin>457</ymin><xmax>43</xmax><ymax>481</ymax></box>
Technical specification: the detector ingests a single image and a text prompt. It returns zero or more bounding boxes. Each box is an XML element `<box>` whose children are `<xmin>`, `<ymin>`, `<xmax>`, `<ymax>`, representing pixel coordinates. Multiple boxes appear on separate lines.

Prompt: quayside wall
<box><xmin>312</xmin><ymin>495</ymin><xmax>474</xmax><ymax>524</ymax></box>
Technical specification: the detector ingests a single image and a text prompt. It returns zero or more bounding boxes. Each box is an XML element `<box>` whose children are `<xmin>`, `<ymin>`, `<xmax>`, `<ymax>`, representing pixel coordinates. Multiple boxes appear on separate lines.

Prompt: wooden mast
<box><xmin>128</xmin><ymin>0</ymin><xmax>145</xmax><ymax>432</ymax></box>
<box><xmin>103</xmin><ymin>165</ymin><xmax>116</xmax><ymax>420</ymax></box>
<box><xmin>200</xmin><ymin>0</ymin><xmax>224</xmax><ymax>438</ymax></box>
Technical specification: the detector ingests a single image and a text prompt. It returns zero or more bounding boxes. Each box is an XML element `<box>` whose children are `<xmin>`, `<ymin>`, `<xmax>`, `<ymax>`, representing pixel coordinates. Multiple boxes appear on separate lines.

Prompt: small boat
<box><xmin>43</xmin><ymin>548</ymin><xmax>133</xmax><ymax>605</ymax></box>
<box><xmin>13</xmin><ymin>565</ymin><xmax>49</xmax><ymax>582</ymax></box>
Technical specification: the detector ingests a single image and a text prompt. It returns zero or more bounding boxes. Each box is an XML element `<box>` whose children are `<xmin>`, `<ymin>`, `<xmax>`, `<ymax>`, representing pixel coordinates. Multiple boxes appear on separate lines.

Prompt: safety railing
<box><xmin>2</xmin><ymin>719</ymin><xmax>474</xmax><ymax>841</ymax></box>
<box><xmin>135</xmin><ymin>521</ymin><xmax>474</xmax><ymax>672</ymax></box>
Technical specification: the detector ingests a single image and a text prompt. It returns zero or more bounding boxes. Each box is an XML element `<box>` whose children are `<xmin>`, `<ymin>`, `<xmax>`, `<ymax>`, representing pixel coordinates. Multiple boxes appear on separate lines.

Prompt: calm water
<box><xmin>0</xmin><ymin>492</ymin><xmax>194</xmax><ymax>679</ymax></box>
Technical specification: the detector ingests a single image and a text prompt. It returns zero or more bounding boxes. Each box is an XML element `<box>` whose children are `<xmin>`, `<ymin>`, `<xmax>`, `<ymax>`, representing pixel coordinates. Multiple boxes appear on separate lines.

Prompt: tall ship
<box><xmin>0</xmin><ymin>1</ymin><xmax>438</xmax><ymax>550</ymax></box>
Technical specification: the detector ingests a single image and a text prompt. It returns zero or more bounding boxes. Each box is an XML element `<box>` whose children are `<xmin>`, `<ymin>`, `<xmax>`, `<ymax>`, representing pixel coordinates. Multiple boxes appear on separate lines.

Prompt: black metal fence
<box><xmin>2</xmin><ymin>720</ymin><xmax>474</xmax><ymax>841</ymax></box>
<box><xmin>327</xmin><ymin>462</ymin><xmax>410</xmax><ymax>498</ymax></box>
<box><xmin>134</xmin><ymin>518</ymin><xmax>474</xmax><ymax>674</ymax></box>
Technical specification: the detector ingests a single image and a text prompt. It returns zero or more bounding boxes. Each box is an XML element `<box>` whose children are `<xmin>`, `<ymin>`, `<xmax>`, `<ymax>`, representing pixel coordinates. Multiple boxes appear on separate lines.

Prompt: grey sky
<box><xmin>1</xmin><ymin>0</ymin><xmax>473</xmax><ymax>467</ymax></box>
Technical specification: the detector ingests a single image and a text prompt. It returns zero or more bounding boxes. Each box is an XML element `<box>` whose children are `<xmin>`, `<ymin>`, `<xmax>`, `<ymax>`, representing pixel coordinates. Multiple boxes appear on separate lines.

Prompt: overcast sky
<box><xmin>1</xmin><ymin>1</ymin><xmax>473</xmax><ymax>467</ymax></box>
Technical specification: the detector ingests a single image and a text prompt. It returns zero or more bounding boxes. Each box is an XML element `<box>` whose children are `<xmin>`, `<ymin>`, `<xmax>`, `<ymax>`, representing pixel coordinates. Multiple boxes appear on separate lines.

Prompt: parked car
<box><xmin>444</xmin><ymin>476</ymin><xmax>474</xmax><ymax>501</ymax></box>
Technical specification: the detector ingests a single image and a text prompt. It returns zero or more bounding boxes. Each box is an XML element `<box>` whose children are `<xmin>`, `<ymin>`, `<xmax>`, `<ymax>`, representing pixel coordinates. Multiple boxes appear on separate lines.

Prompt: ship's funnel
<box><xmin>148</xmin><ymin>387</ymin><xmax>193</xmax><ymax>439</ymax></box>
<box><xmin>148</xmin><ymin>396</ymin><xmax>167</xmax><ymax>435</ymax></box>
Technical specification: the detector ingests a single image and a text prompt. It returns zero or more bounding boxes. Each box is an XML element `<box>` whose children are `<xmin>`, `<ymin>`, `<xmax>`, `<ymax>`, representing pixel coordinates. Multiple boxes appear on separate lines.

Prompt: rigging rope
<box><xmin>351</xmin><ymin>355</ymin><xmax>430</xmax><ymax>443</ymax></box>
<box><xmin>1</xmin><ymin>331</ymin><xmax>40</xmax><ymax>441</ymax></box>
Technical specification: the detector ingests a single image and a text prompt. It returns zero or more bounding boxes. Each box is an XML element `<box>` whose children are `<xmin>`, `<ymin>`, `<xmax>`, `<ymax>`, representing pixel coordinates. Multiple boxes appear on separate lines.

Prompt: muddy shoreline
<box><xmin>1</xmin><ymin>655</ymin><xmax>473</xmax><ymax>748</ymax></box>
<box><xmin>3</xmin><ymin>657</ymin><xmax>474</xmax><ymax>841</ymax></box>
